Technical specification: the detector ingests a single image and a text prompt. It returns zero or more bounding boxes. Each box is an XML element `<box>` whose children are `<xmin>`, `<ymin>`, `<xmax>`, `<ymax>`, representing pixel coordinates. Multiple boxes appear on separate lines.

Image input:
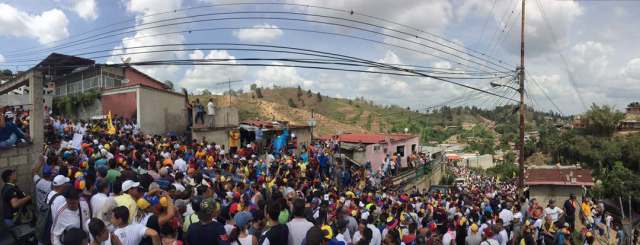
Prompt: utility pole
<box><xmin>518</xmin><ymin>0</ymin><xmax>526</xmax><ymax>190</ymax></box>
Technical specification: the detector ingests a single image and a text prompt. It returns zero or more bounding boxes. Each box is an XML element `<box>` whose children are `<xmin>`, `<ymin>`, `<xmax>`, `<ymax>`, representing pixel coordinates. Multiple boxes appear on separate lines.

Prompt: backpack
<box><xmin>35</xmin><ymin>193</ymin><xmax>63</xmax><ymax>245</ymax></box>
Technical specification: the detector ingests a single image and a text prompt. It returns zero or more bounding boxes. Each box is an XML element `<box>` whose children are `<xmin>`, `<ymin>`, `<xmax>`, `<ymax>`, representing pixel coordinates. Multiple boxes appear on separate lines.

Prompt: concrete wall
<box><xmin>463</xmin><ymin>154</ymin><xmax>495</xmax><ymax>169</ymax></box>
<box><xmin>192</xmin><ymin>128</ymin><xmax>233</xmax><ymax>146</ymax></box>
<box><xmin>407</xmin><ymin>160</ymin><xmax>446</xmax><ymax>192</ymax></box>
<box><xmin>529</xmin><ymin>185</ymin><xmax>586</xmax><ymax>207</ymax></box>
<box><xmin>0</xmin><ymin>71</ymin><xmax>45</xmax><ymax>215</ymax></box>
<box><xmin>0</xmin><ymin>94</ymin><xmax>52</xmax><ymax>108</ymax></box>
<box><xmin>291</xmin><ymin>127</ymin><xmax>312</xmax><ymax>149</ymax></box>
<box><xmin>213</xmin><ymin>107</ymin><xmax>239</xmax><ymax>128</ymax></box>
<box><xmin>138</xmin><ymin>87</ymin><xmax>188</xmax><ymax>135</ymax></box>
<box><xmin>0</xmin><ymin>145</ymin><xmax>41</xmax><ymax>191</ymax></box>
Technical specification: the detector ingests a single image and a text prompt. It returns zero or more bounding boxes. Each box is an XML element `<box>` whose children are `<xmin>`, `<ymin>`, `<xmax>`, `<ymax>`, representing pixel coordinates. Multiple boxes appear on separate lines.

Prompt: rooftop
<box><xmin>525</xmin><ymin>166</ymin><xmax>594</xmax><ymax>186</ymax></box>
<box><xmin>320</xmin><ymin>133</ymin><xmax>417</xmax><ymax>144</ymax></box>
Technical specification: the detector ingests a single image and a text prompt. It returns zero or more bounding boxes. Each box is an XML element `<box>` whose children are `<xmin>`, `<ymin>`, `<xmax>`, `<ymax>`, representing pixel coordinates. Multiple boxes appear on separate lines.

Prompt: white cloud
<box><xmin>0</xmin><ymin>3</ymin><xmax>69</xmax><ymax>44</ymax></box>
<box><xmin>108</xmin><ymin>0</ymin><xmax>185</xmax><ymax>82</ymax></box>
<box><xmin>500</xmin><ymin>0</ymin><xmax>583</xmax><ymax>57</ymax></box>
<box><xmin>233</xmin><ymin>24</ymin><xmax>283</xmax><ymax>43</ymax></box>
<box><xmin>72</xmin><ymin>0</ymin><xmax>98</xmax><ymax>21</ymax></box>
<box><xmin>569</xmin><ymin>41</ymin><xmax>614</xmax><ymax>87</ymax></box>
<box><xmin>180</xmin><ymin>50</ymin><xmax>247</xmax><ymax>90</ymax></box>
<box><xmin>625</xmin><ymin>58</ymin><xmax>640</xmax><ymax>80</ymax></box>
<box><xmin>254</xmin><ymin>62</ymin><xmax>315</xmax><ymax>89</ymax></box>
<box><xmin>0</xmin><ymin>54</ymin><xmax>5</xmax><ymax>63</ymax></box>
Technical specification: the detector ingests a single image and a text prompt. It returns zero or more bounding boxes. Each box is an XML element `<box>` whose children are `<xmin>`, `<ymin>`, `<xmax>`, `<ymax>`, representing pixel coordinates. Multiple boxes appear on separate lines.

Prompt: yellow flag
<box><xmin>107</xmin><ymin>111</ymin><xmax>116</xmax><ymax>135</ymax></box>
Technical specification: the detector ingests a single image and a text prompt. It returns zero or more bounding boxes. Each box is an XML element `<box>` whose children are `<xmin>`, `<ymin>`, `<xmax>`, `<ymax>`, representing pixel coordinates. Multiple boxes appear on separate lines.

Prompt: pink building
<box><xmin>325</xmin><ymin>133</ymin><xmax>420</xmax><ymax>171</ymax></box>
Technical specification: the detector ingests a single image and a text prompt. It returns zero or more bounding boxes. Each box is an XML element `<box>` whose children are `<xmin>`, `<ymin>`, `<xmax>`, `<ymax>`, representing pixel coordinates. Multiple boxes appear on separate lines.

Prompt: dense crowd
<box><xmin>0</xmin><ymin>114</ymin><xmax>631</xmax><ymax>245</ymax></box>
<box><xmin>0</xmin><ymin>106</ymin><xmax>31</xmax><ymax>148</ymax></box>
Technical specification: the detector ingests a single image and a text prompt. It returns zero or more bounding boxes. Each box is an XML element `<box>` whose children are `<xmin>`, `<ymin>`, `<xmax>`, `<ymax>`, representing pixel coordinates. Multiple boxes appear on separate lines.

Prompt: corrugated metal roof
<box><xmin>525</xmin><ymin>168</ymin><xmax>594</xmax><ymax>186</ymax></box>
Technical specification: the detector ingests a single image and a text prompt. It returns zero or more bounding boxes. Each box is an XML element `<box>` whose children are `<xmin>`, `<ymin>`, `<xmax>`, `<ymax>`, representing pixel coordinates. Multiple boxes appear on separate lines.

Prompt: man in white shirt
<box><xmin>111</xmin><ymin>206</ymin><xmax>160</xmax><ymax>245</ymax></box>
<box><xmin>207</xmin><ymin>98</ymin><xmax>215</xmax><ymax>128</ymax></box>
<box><xmin>51</xmin><ymin>188</ymin><xmax>91</xmax><ymax>245</ymax></box>
<box><xmin>543</xmin><ymin>200</ymin><xmax>564</xmax><ymax>223</ymax></box>
<box><xmin>91</xmin><ymin>180</ymin><xmax>115</xmax><ymax>224</ymax></box>
<box><xmin>287</xmin><ymin>199</ymin><xmax>314</xmax><ymax>245</ymax></box>
<box><xmin>174</xmin><ymin>154</ymin><xmax>187</xmax><ymax>173</ymax></box>
<box><xmin>47</xmin><ymin>175</ymin><xmax>70</xmax><ymax>217</ymax></box>
<box><xmin>365</xmin><ymin>215</ymin><xmax>382</xmax><ymax>245</ymax></box>
<box><xmin>498</xmin><ymin>204</ymin><xmax>514</xmax><ymax>226</ymax></box>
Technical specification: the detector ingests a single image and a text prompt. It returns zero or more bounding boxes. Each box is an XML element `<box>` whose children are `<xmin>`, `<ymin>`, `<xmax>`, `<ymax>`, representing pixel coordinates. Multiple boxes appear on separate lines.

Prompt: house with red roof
<box><xmin>525</xmin><ymin>165</ymin><xmax>594</xmax><ymax>209</ymax></box>
<box><xmin>322</xmin><ymin>133</ymin><xmax>420</xmax><ymax>171</ymax></box>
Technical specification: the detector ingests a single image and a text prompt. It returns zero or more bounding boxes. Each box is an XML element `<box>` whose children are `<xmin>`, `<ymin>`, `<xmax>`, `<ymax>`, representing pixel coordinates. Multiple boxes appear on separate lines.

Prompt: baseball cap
<box><xmin>199</xmin><ymin>198</ymin><xmax>216</xmax><ymax>216</ymax></box>
<box><xmin>234</xmin><ymin>211</ymin><xmax>253</xmax><ymax>228</ymax></box>
<box><xmin>122</xmin><ymin>180</ymin><xmax>140</xmax><ymax>192</ymax></box>
<box><xmin>471</xmin><ymin>223</ymin><xmax>479</xmax><ymax>232</ymax></box>
<box><xmin>53</xmin><ymin>175</ymin><xmax>70</xmax><ymax>187</ymax></box>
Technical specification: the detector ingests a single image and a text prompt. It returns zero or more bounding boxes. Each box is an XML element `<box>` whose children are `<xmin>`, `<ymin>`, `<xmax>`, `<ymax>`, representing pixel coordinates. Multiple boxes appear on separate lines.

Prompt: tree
<box><xmin>1</xmin><ymin>69</ymin><xmax>12</xmax><ymax>77</ymax></box>
<box><xmin>297</xmin><ymin>85</ymin><xmax>303</xmax><ymax>98</ymax></box>
<box><xmin>255</xmin><ymin>88</ymin><xmax>263</xmax><ymax>98</ymax></box>
<box><xmin>201</xmin><ymin>89</ymin><xmax>212</xmax><ymax>95</ymax></box>
<box><xmin>316</xmin><ymin>92</ymin><xmax>322</xmax><ymax>102</ymax></box>
<box><xmin>584</xmin><ymin>103</ymin><xmax>623</xmax><ymax>137</ymax></box>
<box><xmin>307</xmin><ymin>89</ymin><xmax>312</xmax><ymax>97</ymax></box>
<box><xmin>288</xmin><ymin>98</ymin><xmax>297</xmax><ymax>108</ymax></box>
<box><xmin>250</xmin><ymin>83</ymin><xmax>258</xmax><ymax>91</ymax></box>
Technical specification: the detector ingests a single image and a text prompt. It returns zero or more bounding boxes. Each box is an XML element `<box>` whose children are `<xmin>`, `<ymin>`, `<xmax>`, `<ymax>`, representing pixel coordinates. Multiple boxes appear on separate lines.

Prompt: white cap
<box><xmin>119</xmin><ymin>145</ymin><xmax>125</xmax><ymax>151</ymax></box>
<box><xmin>122</xmin><ymin>180</ymin><xmax>140</xmax><ymax>192</ymax></box>
<box><xmin>361</xmin><ymin>212</ymin><xmax>370</xmax><ymax>221</ymax></box>
<box><xmin>52</xmin><ymin>175</ymin><xmax>70</xmax><ymax>187</ymax></box>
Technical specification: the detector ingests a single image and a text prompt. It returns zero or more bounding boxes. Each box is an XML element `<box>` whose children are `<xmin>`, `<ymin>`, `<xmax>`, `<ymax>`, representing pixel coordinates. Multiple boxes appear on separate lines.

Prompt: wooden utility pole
<box><xmin>518</xmin><ymin>0</ymin><xmax>526</xmax><ymax>190</ymax></box>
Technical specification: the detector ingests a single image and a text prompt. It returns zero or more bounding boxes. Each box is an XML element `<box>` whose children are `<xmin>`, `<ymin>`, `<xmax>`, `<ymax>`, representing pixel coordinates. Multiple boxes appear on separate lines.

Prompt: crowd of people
<box><xmin>0</xmin><ymin>106</ymin><xmax>31</xmax><ymax>148</ymax></box>
<box><xmin>0</xmin><ymin>113</ymin><xmax>634</xmax><ymax>245</ymax></box>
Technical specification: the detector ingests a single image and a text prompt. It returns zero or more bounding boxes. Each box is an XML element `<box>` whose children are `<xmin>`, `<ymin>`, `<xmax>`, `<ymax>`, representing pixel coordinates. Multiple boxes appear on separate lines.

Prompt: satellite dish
<box><xmin>120</xmin><ymin>57</ymin><xmax>132</xmax><ymax>65</ymax></box>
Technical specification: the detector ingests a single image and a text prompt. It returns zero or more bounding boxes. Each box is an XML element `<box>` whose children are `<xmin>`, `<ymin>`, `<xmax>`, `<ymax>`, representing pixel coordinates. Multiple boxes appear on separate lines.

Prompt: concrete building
<box><xmin>525</xmin><ymin>166</ymin><xmax>594</xmax><ymax>206</ymax></box>
<box><xmin>191</xmin><ymin>110</ymin><xmax>312</xmax><ymax>155</ymax></box>
<box><xmin>461</xmin><ymin>153</ymin><xmax>495</xmax><ymax>169</ymax></box>
<box><xmin>14</xmin><ymin>53</ymin><xmax>190</xmax><ymax>135</ymax></box>
<box><xmin>103</xmin><ymin>84</ymin><xmax>188</xmax><ymax>135</ymax></box>
<box><xmin>619</xmin><ymin>102</ymin><xmax>640</xmax><ymax>131</ymax></box>
<box><xmin>322</xmin><ymin>133</ymin><xmax>420</xmax><ymax>170</ymax></box>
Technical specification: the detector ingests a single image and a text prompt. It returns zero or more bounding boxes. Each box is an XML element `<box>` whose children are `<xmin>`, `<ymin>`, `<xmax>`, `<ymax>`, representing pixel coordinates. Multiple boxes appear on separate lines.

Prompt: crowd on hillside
<box><xmin>0</xmin><ymin>113</ymin><xmax>634</xmax><ymax>245</ymax></box>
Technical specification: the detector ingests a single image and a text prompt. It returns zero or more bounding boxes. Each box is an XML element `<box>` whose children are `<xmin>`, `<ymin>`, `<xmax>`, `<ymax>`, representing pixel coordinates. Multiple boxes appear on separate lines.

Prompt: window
<box><xmin>373</xmin><ymin>144</ymin><xmax>381</xmax><ymax>151</ymax></box>
<box><xmin>411</xmin><ymin>144</ymin><xmax>417</xmax><ymax>153</ymax></box>
<box><xmin>396</xmin><ymin>145</ymin><xmax>405</xmax><ymax>157</ymax></box>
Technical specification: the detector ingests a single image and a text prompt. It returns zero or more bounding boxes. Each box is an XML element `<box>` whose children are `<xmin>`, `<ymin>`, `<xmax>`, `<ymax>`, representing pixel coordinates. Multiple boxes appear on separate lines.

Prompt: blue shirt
<box><xmin>0</xmin><ymin>122</ymin><xmax>24</xmax><ymax>141</ymax></box>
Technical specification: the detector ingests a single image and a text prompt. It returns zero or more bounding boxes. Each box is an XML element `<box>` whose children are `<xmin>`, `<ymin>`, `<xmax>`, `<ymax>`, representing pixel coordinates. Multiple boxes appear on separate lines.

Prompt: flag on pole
<box><xmin>107</xmin><ymin>111</ymin><xmax>116</xmax><ymax>135</ymax></box>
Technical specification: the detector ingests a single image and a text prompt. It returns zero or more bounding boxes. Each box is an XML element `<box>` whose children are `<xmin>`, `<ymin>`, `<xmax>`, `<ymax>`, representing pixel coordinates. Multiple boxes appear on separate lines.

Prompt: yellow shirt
<box><xmin>114</xmin><ymin>194</ymin><xmax>138</xmax><ymax>223</ymax></box>
<box><xmin>581</xmin><ymin>202</ymin><xmax>592</xmax><ymax>217</ymax></box>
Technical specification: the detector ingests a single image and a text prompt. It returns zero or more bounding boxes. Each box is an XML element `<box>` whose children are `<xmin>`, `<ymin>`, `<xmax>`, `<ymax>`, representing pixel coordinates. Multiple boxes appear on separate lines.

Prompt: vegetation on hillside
<box><xmin>532</xmin><ymin>103</ymin><xmax>640</xmax><ymax>205</ymax></box>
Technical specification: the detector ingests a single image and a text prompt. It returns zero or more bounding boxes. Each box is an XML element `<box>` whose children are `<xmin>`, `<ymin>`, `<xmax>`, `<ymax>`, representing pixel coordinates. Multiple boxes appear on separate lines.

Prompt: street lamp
<box><xmin>490</xmin><ymin>82</ymin><xmax>519</xmax><ymax>92</ymax></box>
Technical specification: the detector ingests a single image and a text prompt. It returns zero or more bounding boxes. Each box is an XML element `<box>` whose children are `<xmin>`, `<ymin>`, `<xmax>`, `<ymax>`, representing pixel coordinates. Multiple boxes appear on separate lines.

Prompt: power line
<box><xmin>0</xmin><ymin>2</ymin><xmax>513</xmax><ymax>68</ymax></box>
<box><xmin>13</xmin><ymin>42</ymin><xmax>518</xmax><ymax>102</ymax></box>
<box><xmin>525</xmin><ymin>71</ymin><xmax>564</xmax><ymax>116</ymax></box>
<box><xmin>1</xmin><ymin>11</ymin><xmax>512</xmax><ymax>73</ymax></box>
<box><xmin>533</xmin><ymin>0</ymin><xmax>587</xmax><ymax>111</ymax></box>
<box><xmin>0</xmin><ymin>25</ymin><xmax>512</xmax><ymax>75</ymax></box>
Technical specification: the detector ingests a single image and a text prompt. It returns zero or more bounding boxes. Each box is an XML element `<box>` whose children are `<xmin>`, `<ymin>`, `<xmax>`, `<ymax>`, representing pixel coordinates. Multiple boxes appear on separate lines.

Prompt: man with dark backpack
<box><xmin>36</xmin><ymin>175</ymin><xmax>69</xmax><ymax>244</ymax></box>
<box><xmin>50</xmin><ymin>188</ymin><xmax>91</xmax><ymax>245</ymax></box>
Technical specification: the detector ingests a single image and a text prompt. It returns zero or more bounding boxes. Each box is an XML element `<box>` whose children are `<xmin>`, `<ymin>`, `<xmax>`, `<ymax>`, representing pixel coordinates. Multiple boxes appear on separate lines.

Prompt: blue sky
<box><xmin>1</xmin><ymin>0</ymin><xmax>639</xmax><ymax>115</ymax></box>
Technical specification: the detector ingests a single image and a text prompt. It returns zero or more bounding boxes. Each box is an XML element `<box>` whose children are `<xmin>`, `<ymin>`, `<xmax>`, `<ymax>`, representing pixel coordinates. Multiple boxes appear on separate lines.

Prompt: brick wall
<box><xmin>124</xmin><ymin>68</ymin><xmax>168</xmax><ymax>90</ymax></box>
<box><xmin>101</xmin><ymin>91</ymin><xmax>137</xmax><ymax>119</ymax></box>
